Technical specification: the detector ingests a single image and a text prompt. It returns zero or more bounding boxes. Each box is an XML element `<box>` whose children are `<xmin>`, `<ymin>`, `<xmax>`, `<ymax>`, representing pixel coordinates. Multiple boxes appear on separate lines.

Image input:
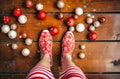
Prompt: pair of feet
<box><xmin>39</xmin><ymin>30</ymin><xmax>75</xmax><ymax>66</ymax></box>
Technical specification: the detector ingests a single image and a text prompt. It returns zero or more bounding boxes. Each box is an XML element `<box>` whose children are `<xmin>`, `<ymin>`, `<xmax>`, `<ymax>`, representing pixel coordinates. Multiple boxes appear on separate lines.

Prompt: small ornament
<box><xmin>1</xmin><ymin>25</ymin><xmax>10</xmax><ymax>33</ymax></box>
<box><xmin>80</xmin><ymin>44</ymin><xmax>85</xmax><ymax>50</ymax></box>
<box><xmin>58</xmin><ymin>13</ymin><xmax>64</xmax><ymax>19</ymax></box>
<box><xmin>26</xmin><ymin>0</ymin><xmax>33</xmax><ymax>8</ymax></box>
<box><xmin>10</xmin><ymin>24</ymin><xmax>17</xmax><ymax>30</ymax></box>
<box><xmin>50</xmin><ymin>26</ymin><xmax>59</xmax><ymax>35</ymax></box>
<box><xmin>76</xmin><ymin>23</ymin><xmax>85</xmax><ymax>32</ymax></box>
<box><xmin>98</xmin><ymin>17</ymin><xmax>106</xmax><ymax>23</ymax></box>
<box><xmin>78</xmin><ymin>53</ymin><xmax>85</xmax><ymax>59</ymax></box>
<box><xmin>18</xmin><ymin>15</ymin><xmax>27</xmax><ymax>24</ymax></box>
<box><xmin>86</xmin><ymin>17</ymin><xmax>93</xmax><ymax>24</ymax></box>
<box><xmin>8</xmin><ymin>30</ymin><xmax>17</xmax><ymax>39</ymax></box>
<box><xmin>11</xmin><ymin>43</ymin><xmax>18</xmax><ymax>50</ymax></box>
<box><xmin>75</xmin><ymin>7</ymin><xmax>83</xmax><ymax>16</ymax></box>
<box><xmin>57</xmin><ymin>0</ymin><xmax>64</xmax><ymax>9</ymax></box>
<box><xmin>13</xmin><ymin>8</ymin><xmax>22</xmax><ymax>17</ymax></box>
<box><xmin>38</xmin><ymin>10</ymin><xmax>47</xmax><ymax>20</ymax></box>
<box><xmin>25</xmin><ymin>38</ymin><xmax>33</xmax><ymax>45</ymax></box>
<box><xmin>89</xmin><ymin>25</ymin><xmax>95</xmax><ymax>32</ymax></box>
<box><xmin>36</xmin><ymin>3</ymin><xmax>43</xmax><ymax>11</ymax></box>
<box><xmin>93</xmin><ymin>21</ymin><xmax>100</xmax><ymax>28</ymax></box>
<box><xmin>22</xmin><ymin>48</ymin><xmax>30</xmax><ymax>56</ymax></box>
<box><xmin>3</xmin><ymin>16</ymin><xmax>10</xmax><ymax>23</ymax></box>
<box><xmin>73</xmin><ymin>14</ymin><xmax>78</xmax><ymax>20</ymax></box>
<box><xmin>89</xmin><ymin>32</ymin><xmax>97</xmax><ymax>40</ymax></box>
<box><xmin>21</xmin><ymin>32</ymin><xmax>27</xmax><ymax>38</ymax></box>
<box><xmin>69</xmin><ymin>26</ymin><xmax>75</xmax><ymax>32</ymax></box>
<box><xmin>66</xmin><ymin>17</ymin><xmax>75</xmax><ymax>27</ymax></box>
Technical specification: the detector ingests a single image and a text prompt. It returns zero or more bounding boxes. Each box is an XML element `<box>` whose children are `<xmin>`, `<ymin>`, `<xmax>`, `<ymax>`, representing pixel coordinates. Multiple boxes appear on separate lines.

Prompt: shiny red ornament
<box><xmin>98</xmin><ymin>17</ymin><xmax>106</xmax><ymax>23</ymax></box>
<box><xmin>89</xmin><ymin>32</ymin><xmax>97</xmax><ymax>40</ymax></box>
<box><xmin>13</xmin><ymin>8</ymin><xmax>22</xmax><ymax>17</ymax></box>
<box><xmin>50</xmin><ymin>26</ymin><xmax>59</xmax><ymax>35</ymax></box>
<box><xmin>26</xmin><ymin>0</ymin><xmax>33</xmax><ymax>8</ymax></box>
<box><xmin>66</xmin><ymin>17</ymin><xmax>75</xmax><ymax>26</ymax></box>
<box><xmin>3</xmin><ymin>16</ymin><xmax>10</xmax><ymax>23</ymax></box>
<box><xmin>38</xmin><ymin>10</ymin><xmax>47</xmax><ymax>20</ymax></box>
<box><xmin>58</xmin><ymin>13</ymin><xmax>64</xmax><ymax>19</ymax></box>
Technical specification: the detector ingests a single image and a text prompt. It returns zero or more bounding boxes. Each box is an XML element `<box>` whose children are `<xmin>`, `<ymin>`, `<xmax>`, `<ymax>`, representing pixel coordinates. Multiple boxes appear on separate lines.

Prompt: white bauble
<box><xmin>80</xmin><ymin>44</ymin><xmax>85</xmax><ymax>50</ymax></box>
<box><xmin>57</xmin><ymin>0</ymin><xmax>64</xmax><ymax>9</ymax></box>
<box><xmin>8</xmin><ymin>30</ymin><xmax>17</xmax><ymax>39</ymax></box>
<box><xmin>86</xmin><ymin>17</ymin><xmax>93</xmax><ymax>24</ymax></box>
<box><xmin>76</xmin><ymin>23</ymin><xmax>85</xmax><ymax>32</ymax></box>
<box><xmin>10</xmin><ymin>24</ymin><xmax>17</xmax><ymax>30</ymax></box>
<box><xmin>1</xmin><ymin>25</ymin><xmax>10</xmax><ymax>33</ymax></box>
<box><xmin>69</xmin><ymin>26</ymin><xmax>75</xmax><ymax>32</ymax></box>
<box><xmin>36</xmin><ymin>3</ymin><xmax>43</xmax><ymax>11</ymax></box>
<box><xmin>93</xmin><ymin>21</ymin><xmax>100</xmax><ymax>28</ymax></box>
<box><xmin>12</xmin><ymin>43</ymin><xmax>18</xmax><ymax>50</ymax></box>
<box><xmin>22</xmin><ymin>48</ymin><xmax>30</xmax><ymax>56</ymax></box>
<box><xmin>25</xmin><ymin>38</ymin><xmax>32</xmax><ymax>45</ymax></box>
<box><xmin>75</xmin><ymin>7</ymin><xmax>83</xmax><ymax>16</ymax></box>
<box><xmin>89</xmin><ymin>25</ymin><xmax>95</xmax><ymax>32</ymax></box>
<box><xmin>18</xmin><ymin>15</ymin><xmax>27</xmax><ymax>24</ymax></box>
<box><xmin>78</xmin><ymin>53</ymin><xmax>85</xmax><ymax>59</ymax></box>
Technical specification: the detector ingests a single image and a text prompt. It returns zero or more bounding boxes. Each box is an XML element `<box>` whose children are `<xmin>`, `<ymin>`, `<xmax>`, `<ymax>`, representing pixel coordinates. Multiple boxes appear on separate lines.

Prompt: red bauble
<box><xmin>3</xmin><ymin>16</ymin><xmax>10</xmax><ymax>23</ymax></box>
<box><xmin>26</xmin><ymin>0</ymin><xmax>33</xmax><ymax>8</ymax></box>
<box><xmin>58</xmin><ymin>13</ymin><xmax>64</xmax><ymax>19</ymax></box>
<box><xmin>13</xmin><ymin>8</ymin><xmax>22</xmax><ymax>17</ymax></box>
<box><xmin>89</xmin><ymin>32</ymin><xmax>97</xmax><ymax>40</ymax></box>
<box><xmin>38</xmin><ymin>10</ymin><xmax>47</xmax><ymax>20</ymax></box>
<box><xmin>50</xmin><ymin>26</ymin><xmax>59</xmax><ymax>35</ymax></box>
<box><xmin>66</xmin><ymin>17</ymin><xmax>75</xmax><ymax>26</ymax></box>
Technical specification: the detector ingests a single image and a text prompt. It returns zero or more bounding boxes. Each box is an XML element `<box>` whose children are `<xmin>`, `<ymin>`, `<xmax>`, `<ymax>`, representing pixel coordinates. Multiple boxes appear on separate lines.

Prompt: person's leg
<box><xmin>26</xmin><ymin>30</ymin><xmax>55</xmax><ymax>79</ymax></box>
<box><xmin>59</xmin><ymin>31</ymin><xmax>87</xmax><ymax>79</ymax></box>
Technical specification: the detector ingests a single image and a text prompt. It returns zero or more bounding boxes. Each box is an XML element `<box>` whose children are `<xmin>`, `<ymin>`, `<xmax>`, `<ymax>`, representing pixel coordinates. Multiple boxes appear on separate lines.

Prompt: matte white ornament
<box><xmin>18</xmin><ymin>15</ymin><xmax>27</xmax><ymax>24</ymax></box>
<box><xmin>86</xmin><ymin>17</ymin><xmax>93</xmax><ymax>24</ymax></box>
<box><xmin>22</xmin><ymin>48</ymin><xmax>30</xmax><ymax>56</ymax></box>
<box><xmin>1</xmin><ymin>25</ymin><xmax>10</xmax><ymax>33</ymax></box>
<box><xmin>36</xmin><ymin>3</ymin><xmax>43</xmax><ymax>11</ymax></box>
<box><xmin>76</xmin><ymin>23</ymin><xmax>85</xmax><ymax>32</ymax></box>
<box><xmin>94</xmin><ymin>21</ymin><xmax>100</xmax><ymax>28</ymax></box>
<box><xmin>10</xmin><ymin>24</ymin><xmax>17</xmax><ymax>30</ymax></box>
<box><xmin>12</xmin><ymin>43</ymin><xmax>18</xmax><ymax>50</ymax></box>
<box><xmin>69</xmin><ymin>26</ymin><xmax>75</xmax><ymax>32</ymax></box>
<box><xmin>78</xmin><ymin>53</ymin><xmax>85</xmax><ymax>59</ymax></box>
<box><xmin>8</xmin><ymin>30</ymin><xmax>17</xmax><ymax>39</ymax></box>
<box><xmin>75</xmin><ymin>7</ymin><xmax>83</xmax><ymax>16</ymax></box>
<box><xmin>25</xmin><ymin>38</ymin><xmax>33</xmax><ymax>45</ymax></box>
<box><xmin>57</xmin><ymin>0</ymin><xmax>64</xmax><ymax>9</ymax></box>
<box><xmin>89</xmin><ymin>25</ymin><xmax>95</xmax><ymax>32</ymax></box>
<box><xmin>80</xmin><ymin>44</ymin><xmax>85</xmax><ymax>50</ymax></box>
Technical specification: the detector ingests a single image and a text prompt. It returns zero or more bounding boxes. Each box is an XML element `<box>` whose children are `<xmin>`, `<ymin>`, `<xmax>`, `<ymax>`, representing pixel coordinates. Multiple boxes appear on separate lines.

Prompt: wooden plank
<box><xmin>0</xmin><ymin>14</ymin><xmax>120</xmax><ymax>41</ymax></box>
<box><xmin>0</xmin><ymin>74</ymin><xmax>26</xmax><ymax>79</ymax></box>
<box><xmin>0</xmin><ymin>0</ymin><xmax>120</xmax><ymax>12</ymax></box>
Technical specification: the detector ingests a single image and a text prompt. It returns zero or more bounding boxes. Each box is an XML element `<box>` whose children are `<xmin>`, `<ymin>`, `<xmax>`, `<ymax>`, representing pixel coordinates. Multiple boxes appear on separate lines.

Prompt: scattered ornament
<box><xmin>89</xmin><ymin>32</ymin><xmax>97</xmax><ymax>40</ymax></box>
<box><xmin>1</xmin><ymin>25</ymin><xmax>10</xmax><ymax>33</ymax></box>
<box><xmin>57</xmin><ymin>0</ymin><xmax>64</xmax><ymax>9</ymax></box>
<box><xmin>87</xmin><ymin>14</ymin><xmax>91</xmax><ymax>17</ymax></box>
<box><xmin>3</xmin><ymin>16</ymin><xmax>10</xmax><ymax>23</ymax></box>
<box><xmin>19</xmin><ymin>35</ymin><xmax>22</xmax><ymax>39</ymax></box>
<box><xmin>66</xmin><ymin>17</ymin><xmax>75</xmax><ymax>27</ymax></box>
<box><xmin>22</xmin><ymin>48</ymin><xmax>30</xmax><ymax>56</ymax></box>
<box><xmin>73</xmin><ymin>14</ymin><xmax>79</xmax><ymax>20</ymax></box>
<box><xmin>36</xmin><ymin>3</ymin><xmax>43</xmax><ymax>11</ymax></box>
<box><xmin>13</xmin><ymin>8</ymin><xmax>22</xmax><ymax>17</ymax></box>
<box><xmin>8</xmin><ymin>30</ymin><xmax>17</xmax><ymax>39</ymax></box>
<box><xmin>78</xmin><ymin>53</ymin><xmax>85</xmax><ymax>59</ymax></box>
<box><xmin>11</xmin><ymin>43</ymin><xmax>18</xmax><ymax>50</ymax></box>
<box><xmin>86</xmin><ymin>17</ymin><xmax>93</xmax><ymax>24</ymax></box>
<box><xmin>76</xmin><ymin>23</ymin><xmax>85</xmax><ymax>32</ymax></box>
<box><xmin>50</xmin><ymin>26</ymin><xmax>59</xmax><ymax>35</ymax></box>
<box><xmin>18</xmin><ymin>15</ymin><xmax>27</xmax><ymax>24</ymax></box>
<box><xmin>6</xmin><ymin>43</ymin><xmax>10</xmax><ymax>46</ymax></box>
<box><xmin>58</xmin><ymin>13</ymin><xmax>64</xmax><ymax>19</ymax></box>
<box><xmin>26</xmin><ymin>0</ymin><xmax>33</xmax><ymax>8</ymax></box>
<box><xmin>91</xmin><ymin>15</ymin><xmax>95</xmax><ymax>19</ymax></box>
<box><xmin>38</xmin><ymin>10</ymin><xmax>47</xmax><ymax>20</ymax></box>
<box><xmin>75</xmin><ymin>7</ymin><xmax>83</xmax><ymax>16</ymax></box>
<box><xmin>89</xmin><ymin>25</ymin><xmax>95</xmax><ymax>32</ymax></box>
<box><xmin>21</xmin><ymin>32</ymin><xmax>27</xmax><ymax>38</ymax></box>
<box><xmin>25</xmin><ymin>38</ymin><xmax>33</xmax><ymax>45</ymax></box>
<box><xmin>10</xmin><ymin>24</ymin><xmax>17</xmax><ymax>30</ymax></box>
<box><xmin>98</xmin><ymin>17</ymin><xmax>106</xmax><ymax>23</ymax></box>
<box><xmin>93</xmin><ymin>21</ymin><xmax>100</xmax><ymax>28</ymax></box>
<box><xmin>69</xmin><ymin>26</ymin><xmax>75</xmax><ymax>32</ymax></box>
<box><xmin>80</xmin><ymin>44</ymin><xmax>85</xmax><ymax>50</ymax></box>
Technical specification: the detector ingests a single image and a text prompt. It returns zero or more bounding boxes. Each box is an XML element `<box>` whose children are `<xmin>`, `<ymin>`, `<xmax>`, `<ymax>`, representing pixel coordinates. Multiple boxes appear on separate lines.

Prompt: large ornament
<box><xmin>38</xmin><ymin>10</ymin><xmax>47</xmax><ymax>20</ymax></box>
<box><xmin>1</xmin><ymin>25</ymin><xmax>10</xmax><ymax>33</ymax></box>
<box><xmin>8</xmin><ymin>30</ymin><xmax>17</xmax><ymax>39</ymax></box>
<box><xmin>22</xmin><ymin>48</ymin><xmax>30</xmax><ymax>56</ymax></box>
<box><xmin>36</xmin><ymin>3</ymin><xmax>43</xmax><ymax>11</ymax></box>
<box><xmin>25</xmin><ymin>38</ymin><xmax>33</xmax><ymax>45</ymax></box>
<box><xmin>18</xmin><ymin>15</ymin><xmax>27</xmax><ymax>24</ymax></box>
<box><xmin>13</xmin><ymin>8</ymin><xmax>22</xmax><ymax>17</ymax></box>
<box><xmin>89</xmin><ymin>32</ymin><xmax>97</xmax><ymax>40</ymax></box>
<box><xmin>26</xmin><ymin>0</ymin><xmax>33</xmax><ymax>8</ymax></box>
<box><xmin>3</xmin><ymin>16</ymin><xmax>10</xmax><ymax>23</ymax></box>
<box><xmin>76</xmin><ymin>23</ymin><xmax>85</xmax><ymax>32</ymax></box>
<box><xmin>50</xmin><ymin>26</ymin><xmax>59</xmax><ymax>35</ymax></box>
<box><xmin>57</xmin><ymin>0</ymin><xmax>64</xmax><ymax>9</ymax></box>
<box><xmin>66</xmin><ymin>17</ymin><xmax>75</xmax><ymax>27</ymax></box>
<box><xmin>75</xmin><ymin>7</ymin><xmax>83</xmax><ymax>16</ymax></box>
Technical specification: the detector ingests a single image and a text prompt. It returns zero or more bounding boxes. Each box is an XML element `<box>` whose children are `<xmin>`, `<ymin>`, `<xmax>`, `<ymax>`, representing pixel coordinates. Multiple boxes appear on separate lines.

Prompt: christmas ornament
<box><xmin>89</xmin><ymin>32</ymin><xmax>97</xmax><ymax>40</ymax></box>
<box><xmin>10</xmin><ymin>24</ymin><xmax>17</xmax><ymax>30</ymax></box>
<box><xmin>73</xmin><ymin>14</ymin><xmax>78</xmax><ymax>20</ymax></box>
<box><xmin>25</xmin><ymin>38</ymin><xmax>33</xmax><ymax>45</ymax></box>
<box><xmin>98</xmin><ymin>17</ymin><xmax>106</xmax><ymax>23</ymax></box>
<box><xmin>89</xmin><ymin>25</ymin><xmax>95</xmax><ymax>32</ymax></box>
<box><xmin>58</xmin><ymin>13</ymin><xmax>64</xmax><ymax>19</ymax></box>
<box><xmin>69</xmin><ymin>26</ymin><xmax>75</xmax><ymax>32</ymax></box>
<box><xmin>78</xmin><ymin>53</ymin><xmax>85</xmax><ymax>59</ymax></box>
<box><xmin>57</xmin><ymin>0</ymin><xmax>64</xmax><ymax>9</ymax></box>
<box><xmin>86</xmin><ymin>17</ymin><xmax>93</xmax><ymax>24</ymax></box>
<box><xmin>38</xmin><ymin>10</ymin><xmax>47</xmax><ymax>20</ymax></box>
<box><xmin>22</xmin><ymin>48</ymin><xmax>30</xmax><ymax>56</ymax></box>
<box><xmin>80</xmin><ymin>44</ymin><xmax>85</xmax><ymax>50</ymax></box>
<box><xmin>18</xmin><ymin>15</ymin><xmax>27</xmax><ymax>24</ymax></box>
<box><xmin>3</xmin><ymin>16</ymin><xmax>10</xmax><ymax>23</ymax></box>
<box><xmin>8</xmin><ymin>30</ymin><xmax>17</xmax><ymax>39</ymax></box>
<box><xmin>93</xmin><ymin>21</ymin><xmax>100</xmax><ymax>28</ymax></box>
<box><xmin>11</xmin><ymin>43</ymin><xmax>18</xmax><ymax>50</ymax></box>
<box><xmin>36</xmin><ymin>3</ymin><xmax>43</xmax><ymax>11</ymax></box>
<box><xmin>13</xmin><ymin>8</ymin><xmax>22</xmax><ymax>17</ymax></box>
<box><xmin>1</xmin><ymin>25</ymin><xmax>10</xmax><ymax>33</ymax></box>
<box><xmin>21</xmin><ymin>32</ymin><xmax>27</xmax><ymax>38</ymax></box>
<box><xmin>75</xmin><ymin>7</ymin><xmax>83</xmax><ymax>16</ymax></box>
<box><xmin>26</xmin><ymin>0</ymin><xmax>33</xmax><ymax>8</ymax></box>
<box><xmin>76</xmin><ymin>23</ymin><xmax>85</xmax><ymax>32</ymax></box>
<box><xmin>66</xmin><ymin>17</ymin><xmax>75</xmax><ymax>27</ymax></box>
<box><xmin>50</xmin><ymin>26</ymin><xmax>59</xmax><ymax>35</ymax></box>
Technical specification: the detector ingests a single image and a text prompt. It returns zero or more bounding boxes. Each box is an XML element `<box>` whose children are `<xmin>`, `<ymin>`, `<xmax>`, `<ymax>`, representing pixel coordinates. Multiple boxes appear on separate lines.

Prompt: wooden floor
<box><xmin>0</xmin><ymin>0</ymin><xmax>120</xmax><ymax>79</ymax></box>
